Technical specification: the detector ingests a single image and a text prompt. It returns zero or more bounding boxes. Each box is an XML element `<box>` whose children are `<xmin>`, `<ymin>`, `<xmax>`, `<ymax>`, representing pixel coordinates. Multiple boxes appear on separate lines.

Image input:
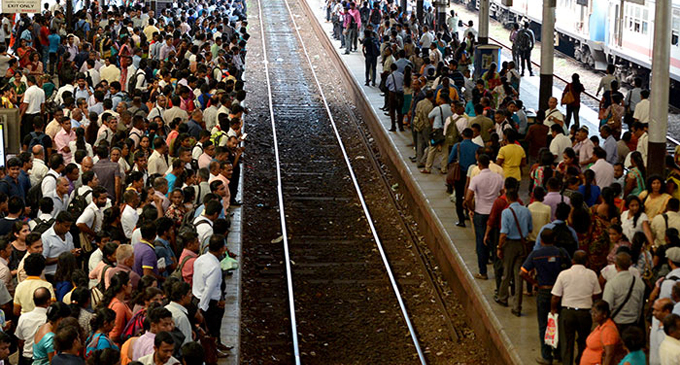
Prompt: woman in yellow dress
<box><xmin>637</xmin><ymin>175</ymin><xmax>672</xmax><ymax>220</ymax></box>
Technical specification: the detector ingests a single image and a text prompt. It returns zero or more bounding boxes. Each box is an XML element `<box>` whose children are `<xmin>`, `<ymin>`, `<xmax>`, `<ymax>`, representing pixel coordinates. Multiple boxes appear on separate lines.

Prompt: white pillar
<box><xmin>478</xmin><ymin>0</ymin><xmax>489</xmax><ymax>44</ymax></box>
<box><xmin>648</xmin><ymin>0</ymin><xmax>671</xmax><ymax>176</ymax></box>
<box><xmin>538</xmin><ymin>0</ymin><xmax>555</xmax><ymax>111</ymax></box>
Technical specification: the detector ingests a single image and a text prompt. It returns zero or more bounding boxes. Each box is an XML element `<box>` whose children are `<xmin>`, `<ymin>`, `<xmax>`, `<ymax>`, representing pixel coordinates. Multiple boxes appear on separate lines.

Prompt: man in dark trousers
<box><xmin>362</xmin><ymin>27</ymin><xmax>379</xmax><ymax>87</ymax></box>
<box><xmin>516</xmin><ymin>22</ymin><xmax>535</xmax><ymax>77</ymax></box>
<box><xmin>521</xmin><ymin>228</ymin><xmax>571</xmax><ymax>365</ymax></box>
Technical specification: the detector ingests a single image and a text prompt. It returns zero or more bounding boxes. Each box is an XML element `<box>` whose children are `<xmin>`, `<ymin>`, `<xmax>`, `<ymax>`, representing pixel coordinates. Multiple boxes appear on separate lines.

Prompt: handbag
<box><xmin>446</xmin><ymin>142</ymin><xmax>462</xmax><ymax>185</ymax></box>
<box><xmin>561</xmin><ymin>85</ymin><xmax>575</xmax><ymax>105</ymax></box>
<box><xmin>429</xmin><ymin>106</ymin><xmax>446</xmax><ymax>145</ymax></box>
<box><xmin>509</xmin><ymin>207</ymin><xmax>530</xmax><ymax>254</ymax></box>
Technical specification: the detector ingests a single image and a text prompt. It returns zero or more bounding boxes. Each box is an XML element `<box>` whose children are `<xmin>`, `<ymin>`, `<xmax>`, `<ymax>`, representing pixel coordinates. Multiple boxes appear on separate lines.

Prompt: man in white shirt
<box><xmin>600</xmin><ymin>125</ymin><xmax>618</xmax><ymax>165</ymax></box>
<box><xmin>75</xmin><ymin>186</ymin><xmax>107</xmax><ymax>242</ymax></box>
<box><xmin>596</xmin><ymin>64</ymin><xmax>618</xmax><ymax>96</ymax></box>
<box><xmin>551</xmin><ymin>251</ymin><xmax>602</xmax><ymax>365</ymax></box>
<box><xmin>549</xmin><ymin>124</ymin><xmax>572</xmax><ymax>163</ymax></box>
<box><xmin>544</xmin><ymin>97</ymin><xmax>564</xmax><ymax>130</ymax></box>
<box><xmin>147</xmin><ymin>139</ymin><xmax>170</xmax><ymax>176</ymax></box>
<box><xmin>573</xmin><ymin>126</ymin><xmax>595</xmax><ymax>167</ymax></box>
<box><xmin>192</xmin><ymin>234</ymin><xmax>230</xmax><ymax>350</ymax></box>
<box><xmin>651</xmin><ymin>199</ymin><xmax>680</xmax><ymax>248</ymax></box>
<box><xmin>633</xmin><ymin>89</ymin><xmax>650</xmax><ymax>123</ymax></box>
<box><xmin>46</xmin><ymin>177</ymin><xmax>70</xmax><ymax>217</ymax></box>
<box><xmin>15</xmin><ymin>287</ymin><xmax>49</xmax><ymax>365</ymax></box>
<box><xmin>20</xmin><ymin>76</ymin><xmax>45</xmax><ymax>138</ymax></box>
<box><xmin>419</xmin><ymin>25</ymin><xmax>434</xmax><ymax>50</ymax></box>
<box><xmin>633</xmin><ymin>121</ymin><xmax>649</xmax><ymax>165</ymax></box>
<box><xmin>589</xmin><ymin>147</ymin><xmax>614</xmax><ymax>189</ymax></box>
<box><xmin>121</xmin><ymin>190</ymin><xmax>140</xmax><ymax>240</ymax></box>
<box><xmin>41</xmin><ymin>154</ymin><xmax>65</xmax><ymax>199</ymax></box>
<box><xmin>29</xmin><ymin>145</ymin><xmax>48</xmax><ymax>188</ymax></box>
<box><xmin>165</xmin><ymin>282</ymin><xmax>192</xmax><ymax>345</ymax></box>
<box><xmin>41</xmin><ymin>212</ymin><xmax>78</xmax><ymax>276</ymax></box>
<box><xmin>193</xmin><ymin>200</ymin><xmax>221</xmax><ymax>251</ymax></box>
<box><xmin>650</xmin><ymin>298</ymin><xmax>674</xmax><ymax>365</ymax></box>
<box><xmin>660</xmin><ymin>314</ymin><xmax>680</xmax><ymax>365</ymax></box>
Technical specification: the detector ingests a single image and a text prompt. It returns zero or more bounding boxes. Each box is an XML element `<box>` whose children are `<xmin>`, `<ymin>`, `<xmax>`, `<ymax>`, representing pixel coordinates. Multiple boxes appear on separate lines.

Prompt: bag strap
<box><xmin>176</xmin><ymin>255</ymin><xmax>192</xmax><ymax>272</ymax></box>
<box><xmin>611</xmin><ymin>276</ymin><xmax>636</xmax><ymax>319</ymax></box>
<box><xmin>508</xmin><ymin>207</ymin><xmax>524</xmax><ymax>240</ymax></box>
<box><xmin>664</xmin><ymin>213</ymin><xmax>669</xmax><ymax>231</ymax></box>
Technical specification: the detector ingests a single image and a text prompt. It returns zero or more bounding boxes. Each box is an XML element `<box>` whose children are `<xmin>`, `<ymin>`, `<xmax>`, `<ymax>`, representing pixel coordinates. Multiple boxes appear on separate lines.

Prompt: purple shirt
<box><xmin>468</xmin><ymin>169</ymin><xmax>504</xmax><ymax>215</ymax></box>
<box><xmin>132</xmin><ymin>331</ymin><xmax>155</xmax><ymax>361</ymax></box>
<box><xmin>132</xmin><ymin>240</ymin><xmax>158</xmax><ymax>277</ymax></box>
<box><xmin>543</xmin><ymin>191</ymin><xmax>570</xmax><ymax>221</ymax></box>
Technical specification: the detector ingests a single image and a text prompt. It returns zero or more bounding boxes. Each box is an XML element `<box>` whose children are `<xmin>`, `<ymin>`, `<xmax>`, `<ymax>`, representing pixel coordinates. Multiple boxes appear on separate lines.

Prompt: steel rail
<box><xmin>255</xmin><ymin>0</ymin><xmax>301</xmax><ymax>362</ymax></box>
<box><xmin>279</xmin><ymin>0</ymin><xmax>428</xmax><ymax>362</ymax></box>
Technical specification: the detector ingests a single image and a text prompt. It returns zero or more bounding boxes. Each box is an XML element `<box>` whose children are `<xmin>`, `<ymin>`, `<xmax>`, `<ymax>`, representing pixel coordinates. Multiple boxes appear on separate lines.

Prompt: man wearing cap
<box><xmin>660</xmin><ymin>247</ymin><xmax>680</xmax><ymax>299</ymax></box>
<box><xmin>573</xmin><ymin>126</ymin><xmax>595</xmax><ymax>167</ymax></box>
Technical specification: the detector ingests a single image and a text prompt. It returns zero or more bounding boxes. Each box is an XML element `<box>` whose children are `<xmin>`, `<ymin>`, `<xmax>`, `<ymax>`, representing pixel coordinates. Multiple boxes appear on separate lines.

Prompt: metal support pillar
<box><xmin>648</xmin><ymin>0</ymin><xmax>671</xmax><ymax>176</ymax></box>
<box><xmin>478</xmin><ymin>0</ymin><xmax>489</xmax><ymax>44</ymax></box>
<box><xmin>401</xmin><ymin>0</ymin><xmax>407</xmax><ymax>16</ymax></box>
<box><xmin>436</xmin><ymin>0</ymin><xmax>446</xmax><ymax>32</ymax></box>
<box><xmin>538</xmin><ymin>0</ymin><xmax>555</xmax><ymax>111</ymax></box>
<box><xmin>417</xmin><ymin>0</ymin><xmax>424</xmax><ymax>24</ymax></box>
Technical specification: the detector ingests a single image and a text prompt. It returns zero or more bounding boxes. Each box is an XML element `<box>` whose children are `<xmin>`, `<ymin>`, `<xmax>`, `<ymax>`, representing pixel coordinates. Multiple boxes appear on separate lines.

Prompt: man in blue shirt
<box><xmin>0</xmin><ymin>158</ymin><xmax>26</xmax><ymax>202</ymax></box>
<box><xmin>497</xmin><ymin>189</ymin><xmax>532</xmax><ymax>315</ymax></box>
<box><xmin>186</xmin><ymin>110</ymin><xmax>203</xmax><ymax>140</ymax></box>
<box><xmin>533</xmin><ymin>203</ymin><xmax>579</xmax><ymax>257</ymax></box>
<box><xmin>154</xmin><ymin>217</ymin><xmax>177</xmax><ymax>277</ymax></box>
<box><xmin>521</xmin><ymin>228</ymin><xmax>571</xmax><ymax>364</ymax></box>
<box><xmin>385</xmin><ymin>63</ymin><xmax>404</xmax><ymax>132</ymax></box>
<box><xmin>448</xmin><ymin>128</ymin><xmax>479</xmax><ymax>227</ymax></box>
<box><xmin>47</xmin><ymin>28</ymin><xmax>60</xmax><ymax>75</ymax></box>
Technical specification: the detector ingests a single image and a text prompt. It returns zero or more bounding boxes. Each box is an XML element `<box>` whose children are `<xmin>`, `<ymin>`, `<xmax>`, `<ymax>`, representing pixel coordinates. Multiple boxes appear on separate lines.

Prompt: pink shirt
<box><xmin>54</xmin><ymin>129</ymin><xmax>76</xmax><ymax>163</ymax></box>
<box><xmin>178</xmin><ymin>249</ymin><xmax>198</xmax><ymax>284</ymax></box>
<box><xmin>209</xmin><ymin>174</ymin><xmax>231</xmax><ymax>210</ymax></box>
<box><xmin>468</xmin><ymin>168</ymin><xmax>504</xmax><ymax>215</ymax></box>
<box><xmin>198</xmin><ymin>153</ymin><xmax>212</xmax><ymax>169</ymax></box>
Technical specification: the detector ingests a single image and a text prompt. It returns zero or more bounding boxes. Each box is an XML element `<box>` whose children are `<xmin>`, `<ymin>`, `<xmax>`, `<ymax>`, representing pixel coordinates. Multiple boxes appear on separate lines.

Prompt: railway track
<box><xmin>243</xmin><ymin>0</ymin><xmax>453</xmax><ymax>362</ymax></box>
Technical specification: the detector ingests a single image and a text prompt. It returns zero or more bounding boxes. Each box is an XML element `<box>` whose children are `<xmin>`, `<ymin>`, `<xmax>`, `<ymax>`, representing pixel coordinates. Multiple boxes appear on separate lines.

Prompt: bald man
<box><xmin>29</xmin><ymin>145</ymin><xmax>48</xmax><ymax>187</ymax></box>
<box><xmin>46</xmin><ymin>177</ymin><xmax>70</xmax><ymax>217</ymax></box>
<box><xmin>650</xmin><ymin>298</ymin><xmax>674</xmax><ymax>365</ymax></box>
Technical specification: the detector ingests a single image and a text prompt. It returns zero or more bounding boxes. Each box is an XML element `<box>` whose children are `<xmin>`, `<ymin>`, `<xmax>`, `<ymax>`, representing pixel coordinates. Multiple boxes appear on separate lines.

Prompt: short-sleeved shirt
<box><xmin>41</xmin><ymin>227</ymin><xmax>74</xmax><ymax>275</ymax></box>
<box><xmin>468</xmin><ymin>169</ymin><xmax>503</xmax><ymax>215</ymax></box>
<box><xmin>500</xmin><ymin>202</ymin><xmax>532</xmax><ymax>240</ymax></box>
<box><xmin>551</xmin><ymin>265</ymin><xmax>602</xmax><ymax>309</ymax></box>
<box><xmin>14</xmin><ymin>277</ymin><xmax>55</xmax><ymax>314</ymax></box>
<box><xmin>580</xmin><ymin>319</ymin><xmax>620</xmax><ymax>365</ymax></box>
<box><xmin>23</xmin><ymin>85</ymin><xmax>45</xmax><ymax>114</ymax></box>
<box><xmin>521</xmin><ymin>245</ymin><xmax>570</xmax><ymax>286</ymax></box>
<box><xmin>133</xmin><ymin>240</ymin><xmax>158</xmax><ymax>277</ymax></box>
<box><xmin>92</xmin><ymin>158</ymin><xmax>122</xmax><ymax>200</ymax></box>
<box><xmin>497</xmin><ymin>143</ymin><xmax>525</xmax><ymax>181</ymax></box>
<box><xmin>154</xmin><ymin>238</ymin><xmax>175</xmax><ymax>277</ymax></box>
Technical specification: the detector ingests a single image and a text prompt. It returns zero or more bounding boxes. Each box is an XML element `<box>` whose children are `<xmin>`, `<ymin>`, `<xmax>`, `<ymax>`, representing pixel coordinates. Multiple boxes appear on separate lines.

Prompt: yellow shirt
<box><xmin>497</xmin><ymin>143</ymin><xmax>525</xmax><ymax>181</ymax></box>
<box><xmin>14</xmin><ymin>276</ymin><xmax>55</xmax><ymax>314</ymax></box>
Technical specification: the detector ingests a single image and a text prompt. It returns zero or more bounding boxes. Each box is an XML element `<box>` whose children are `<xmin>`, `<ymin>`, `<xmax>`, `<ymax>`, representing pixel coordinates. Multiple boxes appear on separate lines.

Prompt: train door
<box><xmin>610</xmin><ymin>0</ymin><xmax>624</xmax><ymax>47</ymax></box>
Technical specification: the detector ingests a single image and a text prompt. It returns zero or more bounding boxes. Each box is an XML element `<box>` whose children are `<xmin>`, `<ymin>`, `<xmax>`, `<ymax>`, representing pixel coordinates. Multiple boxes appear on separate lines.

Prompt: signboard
<box><xmin>0</xmin><ymin>124</ymin><xmax>7</xmax><ymax>168</ymax></box>
<box><xmin>1</xmin><ymin>0</ymin><xmax>41</xmax><ymax>13</ymax></box>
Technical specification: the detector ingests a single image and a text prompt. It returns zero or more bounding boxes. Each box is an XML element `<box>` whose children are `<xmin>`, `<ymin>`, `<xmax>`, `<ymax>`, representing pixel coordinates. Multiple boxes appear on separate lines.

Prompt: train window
<box><xmin>674</xmin><ymin>11</ymin><xmax>680</xmax><ymax>46</ymax></box>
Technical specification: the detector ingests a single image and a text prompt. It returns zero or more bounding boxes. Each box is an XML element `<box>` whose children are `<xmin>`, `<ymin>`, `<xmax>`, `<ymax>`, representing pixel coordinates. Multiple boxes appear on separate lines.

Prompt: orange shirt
<box><xmin>108</xmin><ymin>297</ymin><xmax>132</xmax><ymax>344</ymax></box>
<box><xmin>580</xmin><ymin>318</ymin><xmax>620</xmax><ymax>365</ymax></box>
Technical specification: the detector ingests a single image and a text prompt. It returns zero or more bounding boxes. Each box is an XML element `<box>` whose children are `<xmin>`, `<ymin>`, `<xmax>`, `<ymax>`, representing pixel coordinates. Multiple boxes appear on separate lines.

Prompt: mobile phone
<box><xmin>241</xmin><ymin>133</ymin><xmax>248</xmax><ymax>140</ymax></box>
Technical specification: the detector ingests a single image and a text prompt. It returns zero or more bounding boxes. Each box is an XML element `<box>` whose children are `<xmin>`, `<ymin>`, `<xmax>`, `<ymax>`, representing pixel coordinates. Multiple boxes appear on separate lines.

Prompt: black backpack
<box><xmin>33</xmin><ymin>217</ymin><xmax>55</xmax><ymax>234</ymax></box>
<box><xmin>369</xmin><ymin>9</ymin><xmax>381</xmax><ymax>25</ymax></box>
<box><xmin>552</xmin><ymin>221</ymin><xmax>578</xmax><ymax>257</ymax></box>
<box><xmin>360</xmin><ymin>7</ymin><xmax>370</xmax><ymax>23</ymax></box>
<box><xmin>127</xmin><ymin>70</ymin><xmax>144</xmax><ymax>94</ymax></box>
<box><xmin>28</xmin><ymin>132</ymin><xmax>50</xmax><ymax>150</ymax></box>
<box><xmin>67</xmin><ymin>189</ymin><xmax>93</xmax><ymax>218</ymax></box>
<box><xmin>517</xmin><ymin>29</ymin><xmax>532</xmax><ymax>50</ymax></box>
<box><xmin>26</xmin><ymin>175</ymin><xmax>57</xmax><ymax>218</ymax></box>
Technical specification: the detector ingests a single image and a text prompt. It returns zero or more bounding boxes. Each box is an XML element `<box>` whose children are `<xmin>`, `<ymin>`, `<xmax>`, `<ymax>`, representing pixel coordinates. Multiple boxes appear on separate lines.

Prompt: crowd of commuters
<box><xmin>0</xmin><ymin>0</ymin><xmax>249</xmax><ymax>363</ymax></box>
<box><xmin>329</xmin><ymin>1</ymin><xmax>680</xmax><ymax>364</ymax></box>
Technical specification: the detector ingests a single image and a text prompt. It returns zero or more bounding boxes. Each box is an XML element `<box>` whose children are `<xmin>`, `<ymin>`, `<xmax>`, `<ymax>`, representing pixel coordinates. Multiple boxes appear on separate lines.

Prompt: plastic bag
<box><xmin>544</xmin><ymin>313</ymin><xmax>559</xmax><ymax>349</ymax></box>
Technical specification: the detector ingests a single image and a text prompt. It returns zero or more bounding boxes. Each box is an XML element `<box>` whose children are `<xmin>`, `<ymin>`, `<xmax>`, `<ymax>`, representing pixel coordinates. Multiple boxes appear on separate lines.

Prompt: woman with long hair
<box><xmin>33</xmin><ymin>302</ymin><xmax>72</xmax><ymax>365</ymax></box>
<box><xmin>54</xmin><ymin>252</ymin><xmax>78</xmax><ymax>301</ymax></box>
<box><xmin>69</xmin><ymin>127</ymin><xmax>94</xmax><ymax>157</ymax></box>
<box><xmin>625</xmin><ymin>151</ymin><xmax>646</xmax><ymax>196</ymax></box>
<box><xmin>85</xmin><ymin>307</ymin><xmax>120</xmax><ymax>358</ymax></box>
<box><xmin>85</xmin><ymin>112</ymin><xmax>100</xmax><ymax>145</ymax></box>
<box><xmin>530</xmin><ymin>148</ymin><xmax>554</xmax><ymax>192</ymax></box>
<box><xmin>101</xmin><ymin>272</ymin><xmax>132</xmax><ymax>345</ymax></box>
<box><xmin>585</xmin><ymin>187</ymin><xmax>621</xmax><ymax>272</ymax></box>
<box><xmin>568</xmin><ymin>192</ymin><xmax>592</xmax><ymax>236</ymax></box>
<box><xmin>7</xmin><ymin>221</ymin><xmax>29</xmax><ymax>274</ymax></box>
<box><xmin>70</xmin><ymin>286</ymin><xmax>95</xmax><ymax>336</ymax></box>
<box><xmin>556</xmin><ymin>147</ymin><xmax>580</xmax><ymax>177</ymax></box>
<box><xmin>562</xmin><ymin>73</ymin><xmax>584</xmax><ymax>128</ymax></box>
<box><xmin>578</xmin><ymin>169</ymin><xmax>601</xmax><ymax>207</ymax></box>
<box><xmin>402</xmin><ymin>65</ymin><xmax>413</xmax><ymax>126</ymax></box>
<box><xmin>482</xmin><ymin>62</ymin><xmax>501</xmax><ymax>90</ymax></box>
<box><xmin>665</xmin><ymin>155</ymin><xmax>680</xmax><ymax>200</ymax></box>
<box><xmin>136</xmin><ymin>135</ymin><xmax>152</xmax><ymax>157</ymax></box>
<box><xmin>638</xmin><ymin>175</ymin><xmax>672</xmax><ymax>220</ymax></box>
<box><xmin>606</xmin><ymin>224</ymin><xmax>630</xmax><ymax>264</ymax></box>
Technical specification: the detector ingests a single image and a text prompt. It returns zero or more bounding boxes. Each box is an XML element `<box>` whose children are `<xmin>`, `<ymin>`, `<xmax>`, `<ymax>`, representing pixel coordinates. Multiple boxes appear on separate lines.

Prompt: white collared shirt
<box><xmin>193</xmin><ymin>215</ymin><xmax>214</xmax><ymax>250</ymax></box>
<box><xmin>29</xmin><ymin>158</ymin><xmax>48</xmax><ymax>187</ymax></box>
<box><xmin>41</xmin><ymin>226</ymin><xmax>74</xmax><ymax>275</ymax></box>
<box><xmin>76</xmin><ymin>201</ymin><xmax>103</xmax><ymax>233</ymax></box>
<box><xmin>192</xmin><ymin>253</ymin><xmax>222</xmax><ymax>311</ymax></box>
<box><xmin>551</xmin><ymin>264</ymin><xmax>602</xmax><ymax>309</ymax></box>
<box><xmin>166</xmin><ymin>301</ymin><xmax>191</xmax><ymax>345</ymax></box>
<box><xmin>550</xmin><ymin>134</ymin><xmax>572</xmax><ymax>162</ymax></box>
<box><xmin>650</xmin><ymin>317</ymin><xmax>666</xmax><ymax>365</ymax></box>
<box><xmin>121</xmin><ymin>204</ymin><xmax>139</xmax><ymax>239</ymax></box>
<box><xmin>660</xmin><ymin>335</ymin><xmax>680</xmax><ymax>365</ymax></box>
<box><xmin>661</xmin><ymin>268</ymin><xmax>680</xmax><ymax>299</ymax></box>
<box><xmin>590</xmin><ymin>158</ymin><xmax>614</xmax><ymax>189</ymax></box>
<box><xmin>46</xmin><ymin>191</ymin><xmax>69</xmax><ymax>217</ymax></box>
<box><xmin>15</xmin><ymin>306</ymin><xmax>47</xmax><ymax>357</ymax></box>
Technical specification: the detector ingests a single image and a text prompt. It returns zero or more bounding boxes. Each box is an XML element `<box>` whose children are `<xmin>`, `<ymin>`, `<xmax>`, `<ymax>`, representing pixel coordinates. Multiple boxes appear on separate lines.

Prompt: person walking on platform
<box><xmin>516</xmin><ymin>22</ymin><xmax>534</xmax><ymax>77</ymax></box>
<box><xmin>551</xmin><ymin>250</ymin><xmax>602</xmax><ymax>365</ymax></box>
<box><xmin>465</xmin><ymin>153</ymin><xmax>503</xmax><ymax>278</ymax></box>
<box><xmin>509</xmin><ymin>23</ymin><xmax>521</xmax><ymax>68</ymax></box>
<box><xmin>343</xmin><ymin>2</ymin><xmax>361</xmax><ymax>54</ymax></box>
<box><xmin>496</xmin><ymin>189</ymin><xmax>532</xmax><ymax>315</ymax></box>
<box><xmin>385</xmin><ymin>63</ymin><xmax>404</xmax><ymax>132</ymax></box>
<box><xmin>362</xmin><ymin>28</ymin><xmax>379</xmax><ymax>86</ymax></box>
<box><xmin>521</xmin><ymin>228</ymin><xmax>571</xmax><ymax>365</ymax></box>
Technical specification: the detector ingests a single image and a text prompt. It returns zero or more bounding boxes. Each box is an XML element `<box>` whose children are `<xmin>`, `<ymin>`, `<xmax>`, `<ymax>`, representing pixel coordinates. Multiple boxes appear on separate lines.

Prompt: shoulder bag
<box><xmin>429</xmin><ymin>106</ymin><xmax>446</xmax><ymax>145</ymax></box>
<box><xmin>446</xmin><ymin>142</ymin><xmax>462</xmax><ymax>185</ymax></box>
